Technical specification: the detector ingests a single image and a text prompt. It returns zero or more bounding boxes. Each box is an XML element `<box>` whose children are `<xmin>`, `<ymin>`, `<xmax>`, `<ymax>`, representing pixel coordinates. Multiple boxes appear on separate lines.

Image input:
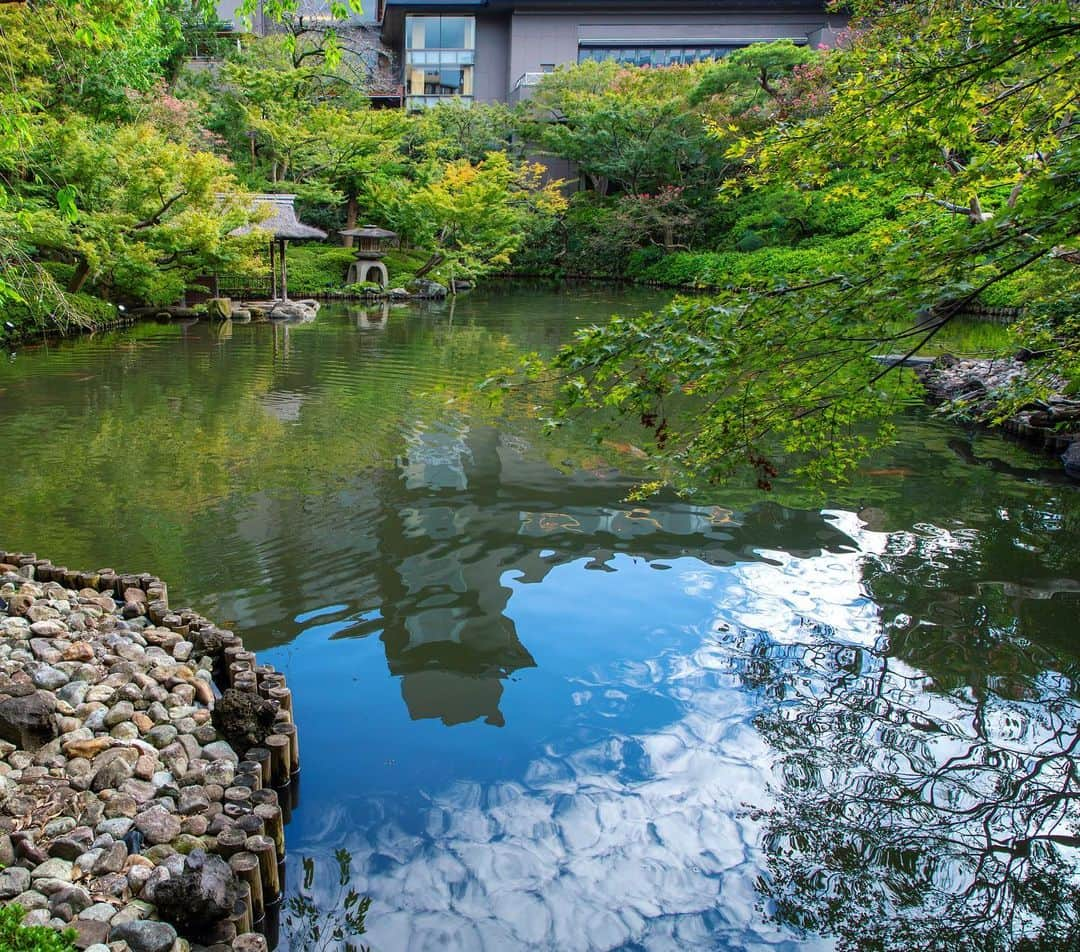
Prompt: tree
<box><xmin>409</xmin><ymin>151</ymin><xmax>567</xmax><ymax>288</ymax></box>
<box><xmin>526</xmin><ymin>0</ymin><xmax>1080</xmax><ymax>490</ymax></box>
<box><xmin>522</xmin><ymin>60</ymin><xmax>722</xmax><ymax>198</ymax></box>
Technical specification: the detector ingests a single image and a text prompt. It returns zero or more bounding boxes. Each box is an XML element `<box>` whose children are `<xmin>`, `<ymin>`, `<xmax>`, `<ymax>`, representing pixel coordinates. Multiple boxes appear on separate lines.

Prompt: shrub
<box><xmin>283</xmin><ymin>244</ymin><xmax>357</xmax><ymax>296</ymax></box>
<box><xmin>0</xmin><ymin>904</ymin><xmax>78</xmax><ymax>952</ymax></box>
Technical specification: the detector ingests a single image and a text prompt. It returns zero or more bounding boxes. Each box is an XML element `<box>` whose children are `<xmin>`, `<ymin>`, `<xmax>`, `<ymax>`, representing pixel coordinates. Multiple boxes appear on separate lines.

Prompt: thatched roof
<box><xmin>231</xmin><ymin>194</ymin><xmax>327</xmax><ymax>241</ymax></box>
<box><xmin>339</xmin><ymin>225</ymin><xmax>398</xmax><ymax>240</ymax></box>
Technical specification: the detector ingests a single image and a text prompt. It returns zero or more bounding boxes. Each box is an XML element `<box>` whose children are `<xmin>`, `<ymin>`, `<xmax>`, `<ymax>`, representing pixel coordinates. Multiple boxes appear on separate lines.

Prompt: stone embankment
<box><xmin>0</xmin><ymin>552</ymin><xmax>299</xmax><ymax>952</ymax></box>
<box><xmin>916</xmin><ymin>355</ymin><xmax>1080</xmax><ymax>477</ymax></box>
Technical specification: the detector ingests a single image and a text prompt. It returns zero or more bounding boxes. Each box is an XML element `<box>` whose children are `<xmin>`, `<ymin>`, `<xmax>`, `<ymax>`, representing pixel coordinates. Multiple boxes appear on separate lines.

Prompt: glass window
<box><xmin>577</xmin><ymin>44</ymin><xmax>742</xmax><ymax>67</ymax></box>
<box><xmin>404</xmin><ymin>16</ymin><xmax>476</xmax><ymax>108</ymax></box>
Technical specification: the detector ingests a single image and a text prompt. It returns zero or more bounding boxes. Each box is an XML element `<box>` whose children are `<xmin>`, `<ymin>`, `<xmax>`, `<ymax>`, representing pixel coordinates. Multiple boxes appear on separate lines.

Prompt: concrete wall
<box><xmin>474</xmin><ymin>15</ymin><xmax>511</xmax><ymax>103</ymax></box>
<box><xmin>505</xmin><ymin>11</ymin><xmax>845</xmax><ymax>92</ymax></box>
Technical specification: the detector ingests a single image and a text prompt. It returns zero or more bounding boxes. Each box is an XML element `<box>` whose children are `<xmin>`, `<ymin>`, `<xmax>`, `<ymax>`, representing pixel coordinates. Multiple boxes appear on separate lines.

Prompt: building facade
<box><xmin>378</xmin><ymin>0</ymin><xmax>844</xmax><ymax>110</ymax></box>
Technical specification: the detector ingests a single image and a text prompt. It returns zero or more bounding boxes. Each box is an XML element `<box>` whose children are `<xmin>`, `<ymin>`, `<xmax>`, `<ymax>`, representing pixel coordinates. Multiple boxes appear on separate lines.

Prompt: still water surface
<box><xmin>1</xmin><ymin>287</ymin><xmax>1078</xmax><ymax>951</ymax></box>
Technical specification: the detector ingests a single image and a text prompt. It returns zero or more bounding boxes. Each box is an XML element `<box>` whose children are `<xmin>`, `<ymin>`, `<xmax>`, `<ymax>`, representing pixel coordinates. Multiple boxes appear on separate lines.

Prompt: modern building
<box><xmin>376</xmin><ymin>0</ymin><xmax>844</xmax><ymax>110</ymax></box>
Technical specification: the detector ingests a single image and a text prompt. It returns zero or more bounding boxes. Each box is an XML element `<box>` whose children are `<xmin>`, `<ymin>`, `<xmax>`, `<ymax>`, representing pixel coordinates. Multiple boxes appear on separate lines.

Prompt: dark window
<box><xmin>577</xmin><ymin>44</ymin><xmax>743</xmax><ymax>66</ymax></box>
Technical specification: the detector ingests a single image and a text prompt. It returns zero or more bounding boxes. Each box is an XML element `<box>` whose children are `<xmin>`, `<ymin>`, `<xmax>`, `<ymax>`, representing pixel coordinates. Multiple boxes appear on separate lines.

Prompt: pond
<box><xmin>1</xmin><ymin>286</ymin><xmax>1078</xmax><ymax>951</ymax></box>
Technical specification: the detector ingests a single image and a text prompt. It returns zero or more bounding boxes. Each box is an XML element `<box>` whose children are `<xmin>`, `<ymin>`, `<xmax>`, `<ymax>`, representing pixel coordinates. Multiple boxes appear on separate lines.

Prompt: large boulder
<box><xmin>206</xmin><ymin>298</ymin><xmax>232</xmax><ymax>321</ymax></box>
<box><xmin>268</xmin><ymin>300</ymin><xmax>317</xmax><ymax>322</ymax></box>
<box><xmin>1064</xmin><ymin>441</ymin><xmax>1080</xmax><ymax>480</ymax></box>
<box><xmin>109</xmin><ymin>918</ymin><xmax>178</xmax><ymax>952</ymax></box>
<box><xmin>211</xmin><ymin>688</ymin><xmax>276</xmax><ymax>753</ymax></box>
<box><xmin>407</xmin><ymin>279</ymin><xmax>449</xmax><ymax>299</ymax></box>
<box><xmin>152</xmin><ymin>849</ymin><xmax>237</xmax><ymax>942</ymax></box>
<box><xmin>0</xmin><ymin>690</ymin><xmax>57</xmax><ymax>749</ymax></box>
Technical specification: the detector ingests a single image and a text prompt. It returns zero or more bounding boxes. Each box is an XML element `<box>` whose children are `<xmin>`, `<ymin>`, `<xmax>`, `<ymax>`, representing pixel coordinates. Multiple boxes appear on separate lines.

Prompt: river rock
<box><xmin>1064</xmin><ymin>441</ymin><xmax>1080</xmax><ymax>479</ymax></box>
<box><xmin>210</xmin><ymin>689</ymin><xmax>275</xmax><ymax>753</ymax></box>
<box><xmin>134</xmin><ymin>805</ymin><xmax>181</xmax><ymax>845</ymax></box>
<box><xmin>0</xmin><ymin>690</ymin><xmax>57</xmax><ymax>749</ymax></box>
<box><xmin>109</xmin><ymin>918</ymin><xmax>178</xmax><ymax>952</ymax></box>
<box><xmin>31</xmin><ymin>857</ymin><xmax>74</xmax><ymax>882</ymax></box>
<box><xmin>71</xmin><ymin>918</ymin><xmax>111</xmax><ymax>949</ymax></box>
<box><xmin>0</xmin><ymin>864</ymin><xmax>31</xmax><ymax>897</ymax></box>
<box><xmin>153</xmin><ymin>849</ymin><xmax>237</xmax><ymax>941</ymax></box>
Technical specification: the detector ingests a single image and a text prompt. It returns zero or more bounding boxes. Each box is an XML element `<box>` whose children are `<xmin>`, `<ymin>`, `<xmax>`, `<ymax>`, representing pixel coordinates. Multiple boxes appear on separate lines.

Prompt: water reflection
<box><xmin>330</xmin><ymin>420</ymin><xmax>858</xmax><ymax>730</ymax></box>
<box><xmin>1</xmin><ymin>294</ymin><xmax>1078</xmax><ymax>950</ymax></box>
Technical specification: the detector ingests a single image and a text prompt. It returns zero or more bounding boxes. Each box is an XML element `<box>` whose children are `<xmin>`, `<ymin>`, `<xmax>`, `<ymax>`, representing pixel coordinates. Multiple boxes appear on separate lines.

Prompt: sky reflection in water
<box><xmin>0</xmin><ymin>295</ymin><xmax>1077</xmax><ymax>950</ymax></box>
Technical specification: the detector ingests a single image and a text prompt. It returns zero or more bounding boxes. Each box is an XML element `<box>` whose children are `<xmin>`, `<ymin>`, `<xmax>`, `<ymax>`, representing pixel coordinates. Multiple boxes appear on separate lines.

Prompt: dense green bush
<box><xmin>280</xmin><ymin>244</ymin><xmax>358</xmax><ymax>296</ymax></box>
<box><xmin>0</xmin><ymin>905</ymin><xmax>77</xmax><ymax>952</ymax></box>
<box><xmin>629</xmin><ymin>236</ymin><xmax>862</xmax><ymax>289</ymax></box>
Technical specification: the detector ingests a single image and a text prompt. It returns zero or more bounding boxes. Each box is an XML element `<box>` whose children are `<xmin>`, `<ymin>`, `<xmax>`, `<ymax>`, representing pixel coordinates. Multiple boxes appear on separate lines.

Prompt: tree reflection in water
<box><xmin>722</xmin><ymin>620</ymin><xmax>1080</xmax><ymax>950</ymax></box>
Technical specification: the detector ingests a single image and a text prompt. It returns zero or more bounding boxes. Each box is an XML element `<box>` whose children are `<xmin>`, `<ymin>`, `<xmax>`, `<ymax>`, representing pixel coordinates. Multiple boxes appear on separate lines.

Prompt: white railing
<box><xmin>514</xmin><ymin>72</ymin><xmax>547</xmax><ymax>90</ymax></box>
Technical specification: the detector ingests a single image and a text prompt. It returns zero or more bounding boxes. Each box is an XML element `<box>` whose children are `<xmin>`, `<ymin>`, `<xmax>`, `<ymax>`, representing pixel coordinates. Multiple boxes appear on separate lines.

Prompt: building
<box><xmin>377</xmin><ymin>0</ymin><xmax>844</xmax><ymax>110</ymax></box>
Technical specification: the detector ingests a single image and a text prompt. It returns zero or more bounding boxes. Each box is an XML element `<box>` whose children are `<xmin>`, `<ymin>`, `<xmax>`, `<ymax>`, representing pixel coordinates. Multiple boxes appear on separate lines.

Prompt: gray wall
<box><xmin>474</xmin><ymin>16</ymin><xmax>511</xmax><ymax>103</ymax></box>
<box><xmin>505</xmin><ymin>11</ymin><xmax>845</xmax><ymax>91</ymax></box>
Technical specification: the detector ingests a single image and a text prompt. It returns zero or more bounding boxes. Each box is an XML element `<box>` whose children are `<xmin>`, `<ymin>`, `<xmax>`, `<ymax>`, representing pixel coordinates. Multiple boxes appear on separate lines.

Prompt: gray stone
<box><xmin>79</xmin><ymin>902</ymin><xmax>119</xmax><ymax>923</ymax></box>
<box><xmin>97</xmin><ymin>817</ymin><xmax>134</xmax><ymax>839</ymax></box>
<box><xmin>105</xmin><ymin>700</ymin><xmax>135</xmax><ymax>727</ymax></box>
<box><xmin>70</xmin><ymin>918</ymin><xmax>111</xmax><ymax>949</ymax></box>
<box><xmin>108</xmin><ymin>903</ymin><xmax>154</xmax><ymax>924</ymax></box>
<box><xmin>0</xmin><ymin>690</ymin><xmax>57</xmax><ymax>749</ymax></box>
<box><xmin>47</xmin><ymin>881</ymin><xmax>92</xmax><ymax>914</ymax></box>
<box><xmin>109</xmin><ymin>918</ymin><xmax>178</xmax><ymax>952</ymax></box>
<box><xmin>133</xmin><ymin>805</ymin><xmax>181</xmax><ymax>845</ymax></box>
<box><xmin>92</xmin><ymin>840</ymin><xmax>127</xmax><ymax>874</ymax></box>
<box><xmin>43</xmin><ymin>816</ymin><xmax>77</xmax><ymax>838</ymax></box>
<box><xmin>11</xmin><ymin>888</ymin><xmax>49</xmax><ymax>910</ymax></box>
<box><xmin>31</xmin><ymin>664</ymin><xmax>69</xmax><ymax>690</ymax></box>
<box><xmin>201</xmin><ymin>741</ymin><xmax>239</xmax><ymax>764</ymax></box>
<box><xmin>0</xmin><ymin>864</ymin><xmax>31</xmax><ymax>898</ymax></box>
<box><xmin>1064</xmin><ymin>441</ymin><xmax>1080</xmax><ymax>478</ymax></box>
<box><xmin>30</xmin><ymin>857</ymin><xmax>74</xmax><ymax>882</ymax></box>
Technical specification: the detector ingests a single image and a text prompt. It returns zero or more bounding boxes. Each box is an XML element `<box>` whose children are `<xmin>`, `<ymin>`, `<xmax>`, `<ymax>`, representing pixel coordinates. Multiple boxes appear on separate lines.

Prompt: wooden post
<box><xmin>233</xmin><ymin>881</ymin><xmax>253</xmax><ymax>936</ymax></box>
<box><xmin>230</xmin><ymin>852</ymin><xmax>266</xmax><ymax>924</ymax></box>
<box><xmin>274</xmin><ymin>721</ymin><xmax>299</xmax><ymax>775</ymax></box>
<box><xmin>251</xmin><ymin>788</ymin><xmax>279</xmax><ymax>809</ymax></box>
<box><xmin>236</xmin><ymin>813</ymin><xmax>265</xmax><ymax>839</ymax></box>
<box><xmin>216</xmin><ymin>827</ymin><xmax>247</xmax><ymax>858</ymax></box>
<box><xmin>269</xmin><ymin>240</ymin><xmax>277</xmax><ymax>300</ymax></box>
<box><xmin>246</xmin><ymin>835</ymin><xmax>280</xmax><ymax>904</ymax></box>
<box><xmin>268</xmin><ymin>687</ymin><xmax>292</xmax><ymax>716</ymax></box>
<box><xmin>266</xmin><ymin>734</ymin><xmax>291</xmax><ymax>787</ymax></box>
<box><xmin>280</xmin><ymin>239</ymin><xmax>289</xmax><ymax>301</ymax></box>
<box><xmin>246</xmin><ymin>748</ymin><xmax>271</xmax><ymax>789</ymax></box>
<box><xmin>254</xmin><ymin>803</ymin><xmax>284</xmax><ymax>859</ymax></box>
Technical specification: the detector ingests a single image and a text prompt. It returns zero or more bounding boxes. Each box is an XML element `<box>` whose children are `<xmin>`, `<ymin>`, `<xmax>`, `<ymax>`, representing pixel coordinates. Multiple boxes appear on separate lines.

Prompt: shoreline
<box><xmin>0</xmin><ymin>552</ymin><xmax>297</xmax><ymax>952</ymax></box>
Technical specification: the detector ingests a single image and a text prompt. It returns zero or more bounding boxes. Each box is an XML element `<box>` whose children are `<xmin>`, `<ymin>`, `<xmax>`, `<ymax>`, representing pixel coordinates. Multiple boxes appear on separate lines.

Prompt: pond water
<box><xmin>1</xmin><ymin>287</ymin><xmax>1078</xmax><ymax>951</ymax></box>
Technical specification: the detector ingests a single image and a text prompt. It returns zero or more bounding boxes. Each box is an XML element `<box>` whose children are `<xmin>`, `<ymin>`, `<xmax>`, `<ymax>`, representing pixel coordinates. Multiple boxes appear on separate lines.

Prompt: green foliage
<box><xmin>533</xmin><ymin>0</ymin><xmax>1080</xmax><ymax>487</ymax></box>
<box><xmin>0</xmin><ymin>905</ymin><xmax>77</xmax><ymax>952</ymax></box>
<box><xmin>281</xmin><ymin>244</ymin><xmax>357</xmax><ymax>295</ymax></box>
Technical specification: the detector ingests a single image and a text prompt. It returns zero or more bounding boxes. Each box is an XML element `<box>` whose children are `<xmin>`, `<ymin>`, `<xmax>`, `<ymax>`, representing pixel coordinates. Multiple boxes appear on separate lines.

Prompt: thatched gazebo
<box><xmin>232</xmin><ymin>194</ymin><xmax>327</xmax><ymax>300</ymax></box>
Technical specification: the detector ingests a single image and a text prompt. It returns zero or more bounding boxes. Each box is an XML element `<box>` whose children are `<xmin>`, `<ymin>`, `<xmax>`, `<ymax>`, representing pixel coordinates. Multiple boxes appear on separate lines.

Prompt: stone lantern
<box><xmin>339</xmin><ymin>226</ymin><xmax>398</xmax><ymax>288</ymax></box>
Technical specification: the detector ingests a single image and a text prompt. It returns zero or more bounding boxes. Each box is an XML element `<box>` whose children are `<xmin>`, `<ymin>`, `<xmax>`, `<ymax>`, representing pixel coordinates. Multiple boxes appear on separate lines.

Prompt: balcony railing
<box><xmin>514</xmin><ymin>72</ymin><xmax>547</xmax><ymax>90</ymax></box>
